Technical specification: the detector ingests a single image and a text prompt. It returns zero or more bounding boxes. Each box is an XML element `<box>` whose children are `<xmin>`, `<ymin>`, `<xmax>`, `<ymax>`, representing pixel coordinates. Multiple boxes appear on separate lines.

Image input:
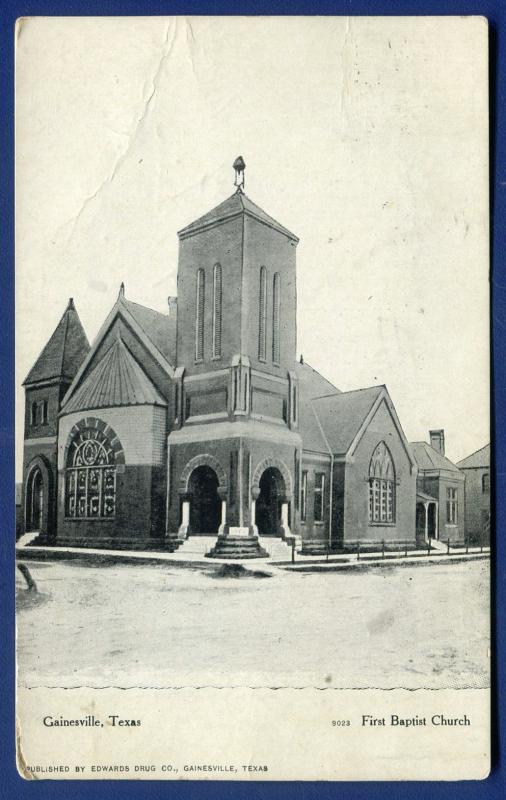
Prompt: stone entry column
<box><xmin>250</xmin><ymin>499</ymin><xmax>258</xmax><ymax>537</ymax></box>
<box><xmin>280</xmin><ymin>500</ymin><xmax>291</xmax><ymax>539</ymax></box>
<box><xmin>178</xmin><ymin>499</ymin><xmax>190</xmax><ymax>539</ymax></box>
<box><xmin>424</xmin><ymin>502</ymin><xmax>429</xmax><ymax>542</ymax></box>
<box><xmin>218</xmin><ymin>500</ymin><xmax>227</xmax><ymax>535</ymax></box>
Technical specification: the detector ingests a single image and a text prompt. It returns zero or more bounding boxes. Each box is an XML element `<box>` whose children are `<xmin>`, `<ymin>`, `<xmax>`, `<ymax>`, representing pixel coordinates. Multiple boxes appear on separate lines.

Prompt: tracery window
<box><xmin>195</xmin><ymin>268</ymin><xmax>205</xmax><ymax>362</ymax></box>
<box><xmin>368</xmin><ymin>442</ymin><xmax>396</xmax><ymax>523</ymax></box>
<box><xmin>212</xmin><ymin>263</ymin><xmax>222</xmax><ymax>359</ymax></box>
<box><xmin>258</xmin><ymin>266</ymin><xmax>267</xmax><ymax>361</ymax></box>
<box><xmin>65</xmin><ymin>428</ymin><xmax>117</xmax><ymax>518</ymax></box>
<box><xmin>272</xmin><ymin>272</ymin><xmax>281</xmax><ymax>364</ymax></box>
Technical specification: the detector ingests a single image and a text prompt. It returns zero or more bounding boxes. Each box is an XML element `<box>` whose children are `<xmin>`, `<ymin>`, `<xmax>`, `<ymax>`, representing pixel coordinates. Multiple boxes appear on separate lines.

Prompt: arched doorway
<box><xmin>26</xmin><ymin>467</ymin><xmax>44</xmax><ymax>531</ymax></box>
<box><xmin>188</xmin><ymin>465</ymin><xmax>221</xmax><ymax>535</ymax></box>
<box><xmin>256</xmin><ymin>467</ymin><xmax>286</xmax><ymax>536</ymax></box>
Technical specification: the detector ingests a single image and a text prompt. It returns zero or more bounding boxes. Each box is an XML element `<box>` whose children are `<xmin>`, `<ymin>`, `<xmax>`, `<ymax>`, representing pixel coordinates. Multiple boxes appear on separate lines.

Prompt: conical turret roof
<box><xmin>23</xmin><ymin>299</ymin><xmax>90</xmax><ymax>385</ymax></box>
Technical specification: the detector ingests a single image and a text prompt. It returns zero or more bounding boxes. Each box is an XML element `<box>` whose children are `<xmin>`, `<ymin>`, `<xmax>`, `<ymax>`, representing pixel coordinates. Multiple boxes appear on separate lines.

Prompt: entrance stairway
<box><xmin>429</xmin><ymin>537</ymin><xmax>448</xmax><ymax>553</ymax></box>
<box><xmin>174</xmin><ymin>536</ymin><xmax>217</xmax><ymax>558</ymax></box>
<box><xmin>17</xmin><ymin>530</ymin><xmax>40</xmax><ymax>548</ymax></box>
<box><xmin>258</xmin><ymin>537</ymin><xmax>297</xmax><ymax>561</ymax></box>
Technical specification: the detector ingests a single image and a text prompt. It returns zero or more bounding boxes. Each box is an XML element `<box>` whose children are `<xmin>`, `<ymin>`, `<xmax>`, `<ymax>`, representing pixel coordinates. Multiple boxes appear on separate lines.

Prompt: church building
<box><xmin>22</xmin><ymin>159</ymin><xmax>429</xmax><ymax>558</ymax></box>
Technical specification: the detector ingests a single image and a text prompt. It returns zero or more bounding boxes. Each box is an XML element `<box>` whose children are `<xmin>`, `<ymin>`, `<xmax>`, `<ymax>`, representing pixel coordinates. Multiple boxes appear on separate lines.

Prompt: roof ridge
<box><xmin>122</xmin><ymin>297</ymin><xmax>169</xmax><ymax>318</ymax></box>
<box><xmin>312</xmin><ymin>384</ymin><xmax>384</xmax><ymax>401</ymax></box>
<box><xmin>59</xmin><ymin>304</ymin><xmax>71</xmax><ymax>377</ymax></box>
<box><xmin>456</xmin><ymin>443</ymin><xmax>490</xmax><ymax>463</ymax></box>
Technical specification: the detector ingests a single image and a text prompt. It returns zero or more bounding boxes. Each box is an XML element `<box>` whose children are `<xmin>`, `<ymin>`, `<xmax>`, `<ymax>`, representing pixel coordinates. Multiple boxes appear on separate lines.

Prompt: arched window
<box><xmin>65</xmin><ymin>428</ymin><xmax>117</xmax><ymax>518</ymax></box>
<box><xmin>272</xmin><ymin>272</ymin><xmax>281</xmax><ymax>364</ymax></box>
<box><xmin>258</xmin><ymin>266</ymin><xmax>267</xmax><ymax>361</ymax></box>
<box><xmin>482</xmin><ymin>473</ymin><xmax>490</xmax><ymax>493</ymax></box>
<box><xmin>195</xmin><ymin>268</ymin><xmax>205</xmax><ymax>362</ymax></box>
<box><xmin>368</xmin><ymin>442</ymin><xmax>396</xmax><ymax>523</ymax></box>
<box><xmin>212</xmin><ymin>263</ymin><xmax>222</xmax><ymax>359</ymax></box>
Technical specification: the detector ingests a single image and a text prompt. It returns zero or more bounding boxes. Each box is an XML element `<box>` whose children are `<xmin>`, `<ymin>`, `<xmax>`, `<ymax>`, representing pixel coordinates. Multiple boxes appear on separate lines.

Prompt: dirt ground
<box><xmin>16</xmin><ymin>558</ymin><xmax>489</xmax><ymax>690</ymax></box>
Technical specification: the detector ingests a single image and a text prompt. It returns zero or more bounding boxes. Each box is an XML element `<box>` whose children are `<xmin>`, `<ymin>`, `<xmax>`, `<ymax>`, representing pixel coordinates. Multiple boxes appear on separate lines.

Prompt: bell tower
<box><xmin>175</xmin><ymin>157</ymin><xmax>298</xmax><ymax>378</ymax></box>
<box><xmin>168</xmin><ymin>160</ymin><xmax>302</xmax><ymax>558</ymax></box>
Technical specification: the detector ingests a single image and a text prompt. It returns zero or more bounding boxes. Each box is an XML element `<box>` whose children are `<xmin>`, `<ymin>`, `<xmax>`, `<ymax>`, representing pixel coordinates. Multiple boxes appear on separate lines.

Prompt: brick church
<box><xmin>21</xmin><ymin>159</ymin><xmax>466</xmax><ymax>558</ymax></box>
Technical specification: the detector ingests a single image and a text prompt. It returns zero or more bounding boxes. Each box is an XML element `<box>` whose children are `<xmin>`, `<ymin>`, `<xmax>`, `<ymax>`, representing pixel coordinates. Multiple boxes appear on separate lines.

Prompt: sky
<box><xmin>15</xmin><ymin>15</ymin><xmax>489</xmax><ymax>477</ymax></box>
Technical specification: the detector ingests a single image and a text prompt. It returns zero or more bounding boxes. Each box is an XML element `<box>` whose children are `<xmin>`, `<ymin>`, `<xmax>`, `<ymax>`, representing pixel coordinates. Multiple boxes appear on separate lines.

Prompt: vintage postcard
<box><xmin>15</xmin><ymin>16</ymin><xmax>490</xmax><ymax>780</ymax></box>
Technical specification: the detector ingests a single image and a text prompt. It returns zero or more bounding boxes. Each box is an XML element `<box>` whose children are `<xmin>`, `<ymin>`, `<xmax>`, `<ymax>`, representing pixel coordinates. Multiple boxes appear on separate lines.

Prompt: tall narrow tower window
<box><xmin>272</xmin><ymin>272</ymin><xmax>281</xmax><ymax>364</ymax></box>
<box><xmin>258</xmin><ymin>266</ymin><xmax>267</xmax><ymax>361</ymax></box>
<box><xmin>212</xmin><ymin>263</ymin><xmax>222</xmax><ymax>359</ymax></box>
<box><xmin>195</xmin><ymin>268</ymin><xmax>205</xmax><ymax>362</ymax></box>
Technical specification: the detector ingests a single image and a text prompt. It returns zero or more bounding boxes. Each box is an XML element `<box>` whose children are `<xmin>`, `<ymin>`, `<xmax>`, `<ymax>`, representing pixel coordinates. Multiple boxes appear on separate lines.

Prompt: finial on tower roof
<box><xmin>233</xmin><ymin>156</ymin><xmax>246</xmax><ymax>193</ymax></box>
<box><xmin>67</xmin><ymin>297</ymin><xmax>75</xmax><ymax>311</ymax></box>
<box><xmin>299</xmin><ymin>354</ymin><xmax>304</xmax><ymax>364</ymax></box>
<box><xmin>118</xmin><ymin>282</ymin><xmax>125</xmax><ymax>299</ymax></box>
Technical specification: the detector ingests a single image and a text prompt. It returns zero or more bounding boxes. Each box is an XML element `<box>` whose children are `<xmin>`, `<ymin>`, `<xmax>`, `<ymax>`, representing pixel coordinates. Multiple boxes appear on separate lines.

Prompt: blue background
<box><xmin>1</xmin><ymin>1</ymin><xmax>504</xmax><ymax>798</ymax></box>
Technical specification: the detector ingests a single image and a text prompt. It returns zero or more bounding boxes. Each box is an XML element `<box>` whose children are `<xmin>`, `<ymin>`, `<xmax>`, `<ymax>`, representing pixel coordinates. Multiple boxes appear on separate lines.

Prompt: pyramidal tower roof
<box><xmin>178</xmin><ymin>191</ymin><xmax>299</xmax><ymax>242</ymax></box>
<box><xmin>23</xmin><ymin>299</ymin><xmax>90</xmax><ymax>386</ymax></box>
<box><xmin>61</xmin><ymin>334</ymin><xmax>166</xmax><ymax>415</ymax></box>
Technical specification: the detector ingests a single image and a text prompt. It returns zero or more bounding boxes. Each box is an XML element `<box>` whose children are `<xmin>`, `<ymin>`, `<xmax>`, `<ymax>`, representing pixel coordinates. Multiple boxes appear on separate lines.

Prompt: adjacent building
<box><xmin>457</xmin><ymin>444</ymin><xmax>491</xmax><ymax>545</ymax></box>
<box><xmin>411</xmin><ymin>430</ymin><xmax>466</xmax><ymax>546</ymax></box>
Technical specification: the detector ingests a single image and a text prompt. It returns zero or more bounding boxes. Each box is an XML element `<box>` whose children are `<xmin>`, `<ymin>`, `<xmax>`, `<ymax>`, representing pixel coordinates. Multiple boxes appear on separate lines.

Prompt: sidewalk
<box><xmin>15</xmin><ymin>540</ymin><xmax>490</xmax><ymax>573</ymax></box>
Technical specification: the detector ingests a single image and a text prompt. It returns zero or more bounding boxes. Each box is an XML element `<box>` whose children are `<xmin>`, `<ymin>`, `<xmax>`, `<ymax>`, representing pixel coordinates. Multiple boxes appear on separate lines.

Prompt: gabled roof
<box><xmin>61</xmin><ymin>289</ymin><xmax>175</xmax><ymax>410</ymax></box>
<box><xmin>123</xmin><ymin>298</ymin><xmax>176</xmax><ymax>365</ymax></box>
<box><xmin>296</xmin><ymin>361</ymin><xmax>341</xmax><ymax>453</ymax></box>
<box><xmin>61</xmin><ymin>335</ymin><xmax>166</xmax><ymax>415</ymax></box>
<box><xmin>178</xmin><ymin>191</ymin><xmax>299</xmax><ymax>241</ymax></box>
<box><xmin>410</xmin><ymin>441</ymin><xmax>461</xmax><ymax>473</ymax></box>
<box><xmin>456</xmin><ymin>443</ymin><xmax>490</xmax><ymax>469</ymax></box>
<box><xmin>23</xmin><ymin>299</ymin><xmax>90</xmax><ymax>385</ymax></box>
<box><xmin>311</xmin><ymin>386</ymin><xmax>385</xmax><ymax>455</ymax></box>
<box><xmin>296</xmin><ymin>360</ymin><xmax>341</xmax><ymax>401</ymax></box>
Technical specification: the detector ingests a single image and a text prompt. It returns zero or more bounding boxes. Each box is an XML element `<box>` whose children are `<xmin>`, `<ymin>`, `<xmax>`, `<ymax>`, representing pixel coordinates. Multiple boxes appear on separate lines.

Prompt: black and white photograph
<box><xmin>15</xmin><ymin>16</ymin><xmax>490</xmax><ymax>780</ymax></box>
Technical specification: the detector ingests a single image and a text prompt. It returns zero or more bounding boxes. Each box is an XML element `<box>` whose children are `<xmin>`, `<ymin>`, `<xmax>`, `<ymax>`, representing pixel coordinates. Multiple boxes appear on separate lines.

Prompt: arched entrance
<box><xmin>256</xmin><ymin>467</ymin><xmax>286</xmax><ymax>536</ymax></box>
<box><xmin>26</xmin><ymin>467</ymin><xmax>44</xmax><ymax>531</ymax></box>
<box><xmin>188</xmin><ymin>465</ymin><xmax>221</xmax><ymax>535</ymax></box>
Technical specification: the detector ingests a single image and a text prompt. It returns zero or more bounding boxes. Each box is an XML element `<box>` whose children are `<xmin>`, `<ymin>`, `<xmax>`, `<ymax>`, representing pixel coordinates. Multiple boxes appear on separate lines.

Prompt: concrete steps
<box><xmin>206</xmin><ymin>535</ymin><xmax>269</xmax><ymax>559</ymax></box>
<box><xmin>259</xmin><ymin>537</ymin><xmax>296</xmax><ymax>561</ymax></box>
<box><xmin>175</xmin><ymin>536</ymin><xmax>217</xmax><ymax>557</ymax></box>
<box><xmin>17</xmin><ymin>530</ymin><xmax>40</xmax><ymax>547</ymax></box>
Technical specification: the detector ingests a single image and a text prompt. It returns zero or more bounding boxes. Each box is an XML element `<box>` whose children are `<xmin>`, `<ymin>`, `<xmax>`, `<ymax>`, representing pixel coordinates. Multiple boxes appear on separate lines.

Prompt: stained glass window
<box><xmin>65</xmin><ymin>428</ymin><xmax>117</xmax><ymax>519</ymax></box>
<box><xmin>368</xmin><ymin>442</ymin><xmax>396</xmax><ymax>523</ymax></box>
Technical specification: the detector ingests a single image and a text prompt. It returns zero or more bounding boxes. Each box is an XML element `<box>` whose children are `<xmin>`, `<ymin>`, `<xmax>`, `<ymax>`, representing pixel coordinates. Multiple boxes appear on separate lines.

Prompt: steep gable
<box><xmin>62</xmin><ymin>335</ymin><xmax>166</xmax><ymax>415</ymax></box>
<box><xmin>23</xmin><ymin>299</ymin><xmax>90</xmax><ymax>385</ymax></box>
<box><xmin>61</xmin><ymin>289</ymin><xmax>176</xmax><ymax>410</ymax></box>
